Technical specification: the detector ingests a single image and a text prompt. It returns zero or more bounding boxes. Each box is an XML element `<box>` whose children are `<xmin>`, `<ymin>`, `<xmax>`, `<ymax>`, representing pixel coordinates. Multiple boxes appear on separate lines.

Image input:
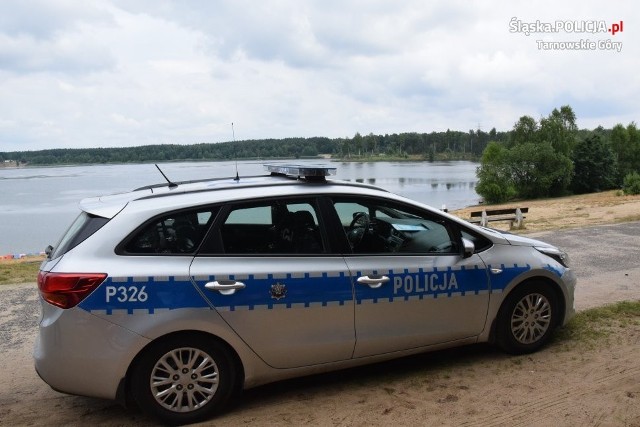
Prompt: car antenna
<box><xmin>232</xmin><ymin>122</ymin><xmax>239</xmax><ymax>181</ymax></box>
<box><xmin>155</xmin><ymin>164</ymin><xmax>178</xmax><ymax>188</ymax></box>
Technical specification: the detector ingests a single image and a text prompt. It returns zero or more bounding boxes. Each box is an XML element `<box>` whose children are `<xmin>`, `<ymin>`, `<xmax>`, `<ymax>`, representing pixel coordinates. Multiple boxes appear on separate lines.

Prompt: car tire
<box><xmin>496</xmin><ymin>282</ymin><xmax>558</xmax><ymax>355</ymax></box>
<box><xmin>131</xmin><ymin>333</ymin><xmax>237</xmax><ymax>425</ymax></box>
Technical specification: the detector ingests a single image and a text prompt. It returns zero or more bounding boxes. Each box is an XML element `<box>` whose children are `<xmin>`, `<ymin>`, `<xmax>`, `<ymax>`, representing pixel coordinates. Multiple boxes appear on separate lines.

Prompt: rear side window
<box><xmin>215</xmin><ymin>200</ymin><xmax>325</xmax><ymax>255</ymax></box>
<box><xmin>50</xmin><ymin>212</ymin><xmax>109</xmax><ymax>259</ymax></box>
<box><xmin>122</xmin><ymin>208</ymin><xmax>217</xmax><ymax>255</ymax></box>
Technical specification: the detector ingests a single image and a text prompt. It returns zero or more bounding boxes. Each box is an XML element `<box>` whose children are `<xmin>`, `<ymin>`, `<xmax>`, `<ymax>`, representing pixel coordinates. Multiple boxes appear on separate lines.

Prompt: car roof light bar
<box><xmin>264</xmin><ymin>164</ymin><xmax>337</xmax><ymax>181</ymax></box>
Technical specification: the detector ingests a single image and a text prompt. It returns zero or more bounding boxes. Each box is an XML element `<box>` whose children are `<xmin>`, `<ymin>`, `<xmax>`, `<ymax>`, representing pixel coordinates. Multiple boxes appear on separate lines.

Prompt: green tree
<box><xmin>509</xmin><ymin>116</ymin><xmax>538</xmax><ymax>147</ymax></box>
<box><xmin>610</xmin><ymin>122</ymin><xmax>640</xmax><ymax>184</ymax></box>
<box><xmin>475</xmin><ymin>142</ymin><xmax>516</xmax><ymax>203</ymax></box>
<box><xmin>341</xmin><ymin>138</ymin><xmax>351</xmax><ymax>158</ymax></box>
<box><xmin>571</xmin><ymin>134</ymin><xmax>618</xmax><ymax>194</ymax></box>
<box><xmin>539</xmin><ymin>105</ymin><xmax>578</xmax><ymax>156</ymax></box>
<box><xmin>476</xmin><ymin>105</ymin><xmax>576</xmax><ymax>202</ymax></box>
<box><xmin>610</xmin><ymin>124</ymin><xmax>631</xmax><ymax>181</ymax></box>
<box><xmin>507</xmin><ymin>142</ymin><xmax>573</xmax><ymax>199</ymax></box>
<box><xmin>352</xmin><ymin>132</ymin><xmax>363</xmax><ymax>156</ymax></box>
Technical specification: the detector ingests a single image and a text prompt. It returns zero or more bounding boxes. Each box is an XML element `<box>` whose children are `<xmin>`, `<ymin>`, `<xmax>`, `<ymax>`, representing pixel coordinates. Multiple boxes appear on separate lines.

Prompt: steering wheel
<box><xmin>347</xmin><ymin>212</ymin><xmax>370</xmax><ymax>248</ymax></box>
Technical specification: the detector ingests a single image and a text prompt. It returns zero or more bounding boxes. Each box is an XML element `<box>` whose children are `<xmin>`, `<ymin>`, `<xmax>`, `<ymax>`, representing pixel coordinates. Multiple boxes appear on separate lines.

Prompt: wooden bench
<box><xmin>468</xmin><ymin>207</ymin><xmax>528</xmax><ymax>229</ymax></box>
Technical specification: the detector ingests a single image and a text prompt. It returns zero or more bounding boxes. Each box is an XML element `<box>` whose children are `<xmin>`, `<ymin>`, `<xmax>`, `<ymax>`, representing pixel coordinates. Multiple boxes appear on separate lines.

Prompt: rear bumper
<box><xmin>34</xmin><ymin>302</ymin><xmax>149</xmax><ymax>400</ymax></box>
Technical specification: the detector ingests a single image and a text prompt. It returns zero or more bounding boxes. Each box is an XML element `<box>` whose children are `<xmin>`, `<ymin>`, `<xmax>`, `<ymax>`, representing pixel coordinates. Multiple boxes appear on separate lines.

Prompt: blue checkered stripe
<box><xmin>354</xmin><ymin>263</ymin><xmax>531</xmax><ymax>305</ymax></box>
<box><xmin>486</xmin><ymin>263</ymin><xmax>534</xmax><ymax>292</ymax></box>
<box><xmin>78</xmin><ymin>264</ymin><xmax>536</xmax><ymax>315</ymax></box>
<box><xmin>79</xmin><ymin>275</ymin><xmax>209</xmax><ymax>315</ymax></box>
<box><xmin>192</xmin><ymin>271</ymin><xmax>352</xmax><ymax>312</ymax></box>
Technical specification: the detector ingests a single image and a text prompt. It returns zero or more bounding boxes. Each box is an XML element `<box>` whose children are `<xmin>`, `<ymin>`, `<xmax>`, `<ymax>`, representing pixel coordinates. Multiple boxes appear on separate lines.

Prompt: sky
<box><xmin>0</xmin><ymin>0</ymin><xmax>638</xmax><ymax>152</ymax></box>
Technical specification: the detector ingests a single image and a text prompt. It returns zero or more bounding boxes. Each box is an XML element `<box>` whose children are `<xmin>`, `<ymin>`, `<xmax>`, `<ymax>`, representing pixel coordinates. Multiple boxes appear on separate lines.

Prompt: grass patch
<box><xmin>0</xmin><ymin>258</ymin><xmax>42</xmax><ymax>285</ymax></box>
<box><xmin>552</xmin><ymin>300</ymin><xmax>640</xmax><ymax>347</ymax></box>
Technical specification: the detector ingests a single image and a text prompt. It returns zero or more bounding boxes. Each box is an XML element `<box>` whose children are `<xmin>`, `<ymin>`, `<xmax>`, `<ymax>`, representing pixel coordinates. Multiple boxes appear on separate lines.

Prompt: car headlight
<box><xmin>535</xmin><ymin>246</ymin><xmax>570</xmax><ymax>268</ymax></box>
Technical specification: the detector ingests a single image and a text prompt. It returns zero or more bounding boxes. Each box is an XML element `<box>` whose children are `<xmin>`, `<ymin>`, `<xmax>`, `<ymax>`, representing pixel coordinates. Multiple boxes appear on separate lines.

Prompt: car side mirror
<box><xmin>462</xmin><ymin>238</ymin><xmax>475</xmax><ymax>258</ymax></box>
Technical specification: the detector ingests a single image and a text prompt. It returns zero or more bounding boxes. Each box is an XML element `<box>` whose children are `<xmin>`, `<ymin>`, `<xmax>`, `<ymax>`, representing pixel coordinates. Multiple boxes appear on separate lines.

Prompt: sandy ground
<box><xmin>451</xmin><ymin>190</ymin><xmax>640</xmax><ymax>233</ymax></box>
<box><xmin>1</xmin><ymin>196</ymin><xmax>639</xmax><ymax>426</ymax></box>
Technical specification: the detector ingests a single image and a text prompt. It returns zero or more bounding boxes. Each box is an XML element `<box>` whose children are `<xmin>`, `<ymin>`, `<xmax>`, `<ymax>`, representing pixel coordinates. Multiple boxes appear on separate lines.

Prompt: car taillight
<box><xmin>38</xmin><ymin>271</ymin><xmax>107</xmax><ymax>309</ymax></box>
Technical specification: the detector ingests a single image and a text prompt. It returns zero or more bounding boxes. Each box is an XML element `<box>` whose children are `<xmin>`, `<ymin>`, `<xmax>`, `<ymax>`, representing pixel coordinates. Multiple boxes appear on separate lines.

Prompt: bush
<box><xmin>622</xmin><ymin>172</ymin><xmax>640</xmax><ymax>195</ymax></box>
<box><xmin>475</xmin><ymin>181</ymin><xmax>516</xmax><ymax>204</ymax></box>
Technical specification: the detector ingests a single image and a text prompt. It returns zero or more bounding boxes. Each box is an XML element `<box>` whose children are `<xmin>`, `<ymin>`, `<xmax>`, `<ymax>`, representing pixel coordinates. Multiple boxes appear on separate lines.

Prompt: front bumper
<box><xmin>561</xmin><ymin>268</ymin><xmax>577</xmax><ymax>325</ymax></box>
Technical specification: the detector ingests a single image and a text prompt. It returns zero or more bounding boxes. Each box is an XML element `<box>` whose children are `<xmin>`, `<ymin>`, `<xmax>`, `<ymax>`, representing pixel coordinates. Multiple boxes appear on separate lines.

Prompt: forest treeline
<box><xmin>1</xmin><ymin>130</ymin><xmax>505</xmax><ymax>165</ymax></box>
<box><xmin>3</xmin><ymin>107</ymin><xmax>639</xmax><ymax>198</ymax></box>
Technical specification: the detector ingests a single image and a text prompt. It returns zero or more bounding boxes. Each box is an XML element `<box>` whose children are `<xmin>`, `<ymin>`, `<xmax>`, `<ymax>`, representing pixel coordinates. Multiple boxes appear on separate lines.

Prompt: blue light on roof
<box><xmin>264</xmin><ymin>164</ymin><xmax>337</xmax><ymax>178</ymax></box>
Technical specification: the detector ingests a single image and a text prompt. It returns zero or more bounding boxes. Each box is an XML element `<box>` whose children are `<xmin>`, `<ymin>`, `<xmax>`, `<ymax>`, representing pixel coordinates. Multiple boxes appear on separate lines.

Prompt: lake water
<box><xmin>0</xmin><ymin>160</ymin><xmax>480</xmax><ymax>255</ymax></box>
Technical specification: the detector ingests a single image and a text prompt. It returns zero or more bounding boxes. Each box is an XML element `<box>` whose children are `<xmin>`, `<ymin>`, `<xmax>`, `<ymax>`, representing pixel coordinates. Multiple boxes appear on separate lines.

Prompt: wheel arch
<box><xmin>117</xmin><ymin>329</ymin><xmax>245</xmax><ymax>407</ymax></box>
<box><xmin>488</xmin><ymin>275</ymin><xmax>566</xmax><ymax>344</ymax></box>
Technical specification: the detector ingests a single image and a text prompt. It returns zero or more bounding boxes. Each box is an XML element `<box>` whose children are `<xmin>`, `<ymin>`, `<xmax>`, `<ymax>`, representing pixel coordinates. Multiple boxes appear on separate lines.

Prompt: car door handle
<box><xmin>205</xmin><ymin>280</ymin><xmax>246</xmax><ymax>295</ymax></box>
<box><xmin>356</xmin><ymin>275</ymin><xmax>390</xmax><ymax>289</ymax></box>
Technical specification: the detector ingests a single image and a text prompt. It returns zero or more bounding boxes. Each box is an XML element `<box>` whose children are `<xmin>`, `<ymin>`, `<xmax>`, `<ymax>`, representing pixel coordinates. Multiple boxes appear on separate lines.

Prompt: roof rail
<box><xmin>264</xmin><ymin>164</ymin><xmax>336</xmax><ymax>182</ymax></box>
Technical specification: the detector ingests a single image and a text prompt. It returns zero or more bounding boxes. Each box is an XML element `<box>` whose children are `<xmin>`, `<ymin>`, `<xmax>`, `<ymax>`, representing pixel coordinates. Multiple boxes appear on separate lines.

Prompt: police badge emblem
<box><xmin>270</xmin><ymin>282</ymin><xmax>287</xmax><ymax>300</ymax></box>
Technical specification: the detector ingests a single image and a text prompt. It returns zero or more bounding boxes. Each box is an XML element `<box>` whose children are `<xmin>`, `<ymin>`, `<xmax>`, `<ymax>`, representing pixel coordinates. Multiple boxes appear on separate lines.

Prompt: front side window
<box><xmin>219</xmin><ymin>200</ymin><xmax>324</xmax><ymax>254</ymax></box>
<box><xmin>123</xmin><ymin>208</ymin><xmax>216</xmax><ymax>254</ymax></box>
<box><xmin>332</xmin><ymin>197</ymin><xmax>458</xmax><ymax>255</ymax></box>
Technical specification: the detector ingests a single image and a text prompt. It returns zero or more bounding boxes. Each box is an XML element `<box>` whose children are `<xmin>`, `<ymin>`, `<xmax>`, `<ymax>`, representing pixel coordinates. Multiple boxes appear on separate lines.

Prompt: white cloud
<box><xmin>0</xmin><ymin>0</ymin><xmax>638</xmax><ymax>151</ymax></box>
<box><xmin>0</xmin><ymin>0</ymin><xmax>113</xmax><ymax>39</ymax></box>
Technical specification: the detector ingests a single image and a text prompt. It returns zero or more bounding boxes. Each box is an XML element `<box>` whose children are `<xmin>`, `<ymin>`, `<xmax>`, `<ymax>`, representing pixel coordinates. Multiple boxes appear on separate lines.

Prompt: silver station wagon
<box><xmin>35</xmin><ymin>164</ymin><xmax>576</xmax><ymax>425</ymax></box>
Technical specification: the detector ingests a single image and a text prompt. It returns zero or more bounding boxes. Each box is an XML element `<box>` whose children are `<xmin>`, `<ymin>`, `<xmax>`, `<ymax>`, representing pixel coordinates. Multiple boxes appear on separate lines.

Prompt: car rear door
<box><xmin>190</xmin><ymin>198</ymin><xmax>355</xmax><ymax>369</ymax></box>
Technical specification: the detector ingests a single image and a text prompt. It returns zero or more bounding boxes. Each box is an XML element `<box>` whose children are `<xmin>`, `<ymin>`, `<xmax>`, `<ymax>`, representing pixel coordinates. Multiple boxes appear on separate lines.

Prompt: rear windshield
<box><xmin>50</xmin><ymin>212</ymin><xmax>109</xmax><ymax>259</ymax></box>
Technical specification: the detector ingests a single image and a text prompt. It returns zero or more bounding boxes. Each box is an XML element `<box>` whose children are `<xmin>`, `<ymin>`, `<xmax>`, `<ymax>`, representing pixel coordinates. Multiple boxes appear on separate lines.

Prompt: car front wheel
<box><xmin>131</xmin><ymin>334</ymin><xmax>237</xmax><ymax>425</ymax></box>
<box><xmin>496</xmin><ymin>282</ymin><xmax>558</xmax><ymax>354</ymax></box>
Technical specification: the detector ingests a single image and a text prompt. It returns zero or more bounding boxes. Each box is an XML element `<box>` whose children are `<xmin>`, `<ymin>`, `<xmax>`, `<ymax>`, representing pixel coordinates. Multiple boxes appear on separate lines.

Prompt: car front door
<box><xmin>190</xmin><ymin>198</ymin><xmax>355</xmax><ymax>369</ymax></box>
<box><xmin>330</xmin><ymin>197</ymin><xmax>490</xmax><ymax>358</ymax></box>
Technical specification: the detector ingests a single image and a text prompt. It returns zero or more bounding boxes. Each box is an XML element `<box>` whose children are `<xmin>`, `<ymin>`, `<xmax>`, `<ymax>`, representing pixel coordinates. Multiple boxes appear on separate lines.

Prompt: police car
<box><xmin>35</xmin><ymin>164</ymin><xmax>576</xmax><ymax>425</ymax></box>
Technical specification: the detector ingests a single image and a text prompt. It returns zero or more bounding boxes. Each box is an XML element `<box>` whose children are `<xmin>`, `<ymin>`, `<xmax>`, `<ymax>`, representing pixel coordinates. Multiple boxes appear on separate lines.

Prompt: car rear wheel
<box><xmin>132</xmin><ymin>334</ymin><xmax>237</xmax><ymax>425</ymax></box>
<box><xmin>496</xmin><ymin>282</ymin><xmax>558</xmax><ymax>354</ymax></box>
